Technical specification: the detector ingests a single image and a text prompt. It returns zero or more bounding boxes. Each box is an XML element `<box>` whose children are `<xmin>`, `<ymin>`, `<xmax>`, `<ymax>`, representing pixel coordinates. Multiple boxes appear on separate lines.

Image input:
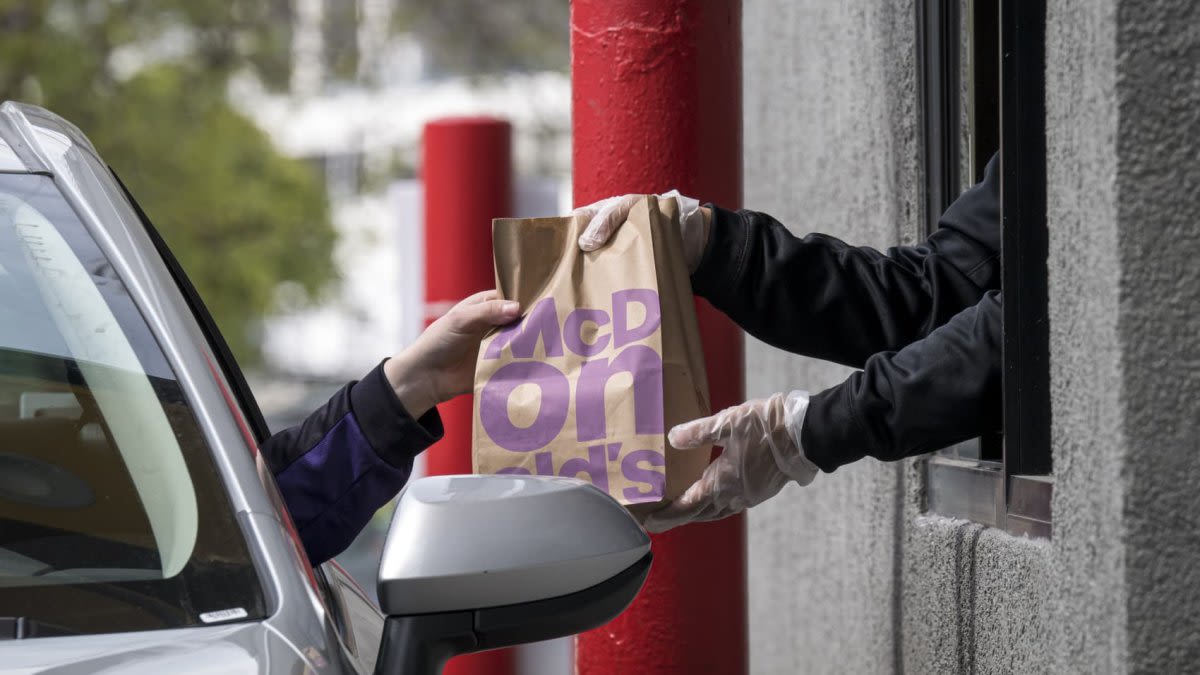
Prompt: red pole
<box><xmin>572</xmin><ymin>2</ymin><xmax>747</xmax><ymax>674</ymax></box>
<box><xmin>421</xmin><ymin>116</ymin><xmax>516</xmax><ymax>675</ymax></box>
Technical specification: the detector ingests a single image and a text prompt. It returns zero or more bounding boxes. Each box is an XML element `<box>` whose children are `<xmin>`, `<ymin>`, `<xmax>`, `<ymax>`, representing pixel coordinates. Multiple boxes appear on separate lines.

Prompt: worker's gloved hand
<box><xmin>384</xmin><ymin>290</ymin><xmax>520</xmax><ymax>418</ymax></box>
<box><xmin>573</xmin><ymin>190</ymin><xmax>710</xmax><ymax>273</ymax></box>
<box><xmin>643</xmin><ymin>391</ymin><xmax>819</xmax><ymax>533</ymax></box>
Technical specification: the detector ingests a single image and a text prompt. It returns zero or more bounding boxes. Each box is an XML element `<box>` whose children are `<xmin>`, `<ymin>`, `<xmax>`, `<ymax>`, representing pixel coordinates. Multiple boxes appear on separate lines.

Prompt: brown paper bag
<box><xmin>472</xmin><ymin>196</ymin><xmax>711</xmax><ymax>509</ymax></box>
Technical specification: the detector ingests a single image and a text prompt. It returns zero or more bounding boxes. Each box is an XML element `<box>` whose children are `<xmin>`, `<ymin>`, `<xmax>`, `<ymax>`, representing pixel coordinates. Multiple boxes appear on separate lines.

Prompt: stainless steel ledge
<box><xmin>1007</xmin><ymin>474</ymin><xmax>1053</xmax><ymax>538</ymax></box>
<box><xmin>926</xmin><ymin>456</ymin><xmax>1005</xmax><ymax>528</ymax></box>
<box><xmin>925</xmin><ymin>456</ymin><xmax>1053</xmax><ymax>539</ymax></box>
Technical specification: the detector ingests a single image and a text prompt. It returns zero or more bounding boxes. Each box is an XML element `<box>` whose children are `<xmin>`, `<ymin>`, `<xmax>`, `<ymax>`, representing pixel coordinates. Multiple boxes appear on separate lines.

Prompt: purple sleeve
<box><xmin>262</xmin><ymin>360</ymin><xmax>444</xmax><ymax>564</ymax></box>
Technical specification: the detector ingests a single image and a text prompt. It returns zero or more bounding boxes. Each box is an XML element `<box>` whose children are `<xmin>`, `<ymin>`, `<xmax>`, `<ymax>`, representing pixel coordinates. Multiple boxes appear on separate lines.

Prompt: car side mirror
<box><xmin>373</xmin><ymin>475</ymin><xmax>651</xmax><ymax>675</ymax></box>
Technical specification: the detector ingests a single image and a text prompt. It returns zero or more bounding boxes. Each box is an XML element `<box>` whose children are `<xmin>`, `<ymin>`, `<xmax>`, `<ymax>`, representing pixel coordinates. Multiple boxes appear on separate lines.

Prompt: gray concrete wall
<box><xmin>1112</xmin><ymin>0</ymin><xmax>1200</xmax><ymax>669</ymax></box>
<box><xmin>742</xmin><ymin>1</ymin><xmax>919</xmax><ymax>672</ymax></box>
<box><xmin>1039</xmin><ymin>0</ymin><xmax>1127</xmax><ymax>670</ymax></box>
<box><xmin>743</xmin><ymin>0</ymin><xmax>1198</xmax><ymax>672</ymax></box>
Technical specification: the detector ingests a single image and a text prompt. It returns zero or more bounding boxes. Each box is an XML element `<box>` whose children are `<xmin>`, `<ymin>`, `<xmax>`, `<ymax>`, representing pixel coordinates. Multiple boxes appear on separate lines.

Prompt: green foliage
<box><xmin>92</xmin><ymin>68</ymin><xmax>337</xmax><ymax>363</ymax></box>
<box><xmin>0</xmin><ymin>0</ymin><xmax>337</xmax><ymax>364</ymax></box>
<box><xmin>0</xmin><ymin>0</ymin><xmax>571</xmax><ymax>362</ymax></box>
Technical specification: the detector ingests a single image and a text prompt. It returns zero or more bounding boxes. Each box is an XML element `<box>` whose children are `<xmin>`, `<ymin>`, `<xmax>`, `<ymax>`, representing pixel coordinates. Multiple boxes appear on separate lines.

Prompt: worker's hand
<box><xmin>384</xmin><ymin>290</ymin><xmax>520</xmax><ymax>419</ymax></box>
<box><xmin>643</xmin><ymin>391</ymin><xmax>818</xmax><ymax>533</ymax></box>
<box><xmin>574</xmin><ymin>190</ymin><xmax>710</xmax><ymax>273</ymax></box>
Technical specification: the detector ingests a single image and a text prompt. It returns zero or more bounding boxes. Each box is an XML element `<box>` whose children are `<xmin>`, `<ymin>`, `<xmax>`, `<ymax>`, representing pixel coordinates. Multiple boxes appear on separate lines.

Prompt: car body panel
<box><xmin>0</xmin><ymin>622</ymin><xmax>309</xmax><ymax>674</ymax></box>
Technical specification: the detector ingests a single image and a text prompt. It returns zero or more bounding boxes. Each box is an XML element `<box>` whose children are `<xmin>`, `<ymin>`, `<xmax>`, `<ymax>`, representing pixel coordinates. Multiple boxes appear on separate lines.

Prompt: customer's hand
<box><xmin>383</xmin><ymin>290</ymin><xmax>520</xmax><ymax>418</ymax></box>
<box><xmin>643</xmin><ymin>391</ymin><xmax>819</xmax><ymax>533</ymax></box>
<box><xmin>573</xmin><ymin>190</ymin><xmax>711</xmax><ymax>272</ymax></box>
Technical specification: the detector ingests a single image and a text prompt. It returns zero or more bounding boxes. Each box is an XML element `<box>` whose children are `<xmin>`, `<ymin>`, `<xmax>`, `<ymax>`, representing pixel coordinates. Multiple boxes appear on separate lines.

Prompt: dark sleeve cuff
<box><xmin>349</xmin><ymin>360</ymin><xmax>445</xmax><ymax>469</ymax></box>
<box><xmin>690</xmin><ymin>204</ymin><xmax>753</xmax><ymax>303</ymax></box>
<box><xmin>801</xmin><ymin>384</ymin><xmax>871</xmax><ymax>473</ymax></box>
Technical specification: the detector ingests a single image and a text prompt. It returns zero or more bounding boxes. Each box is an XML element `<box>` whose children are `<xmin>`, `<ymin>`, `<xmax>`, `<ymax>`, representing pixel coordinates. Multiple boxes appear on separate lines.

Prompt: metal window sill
<box><xmin>924</xmin><ymin>455</ymin><xmax>1053</xmax><ymax>538</ymax></box>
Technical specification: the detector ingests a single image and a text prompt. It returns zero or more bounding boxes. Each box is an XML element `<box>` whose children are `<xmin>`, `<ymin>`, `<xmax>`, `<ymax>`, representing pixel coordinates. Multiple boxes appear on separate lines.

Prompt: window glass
<box><xmin>0</xmin><ymin>173</ymin><xmax>265</xmax><ymax>637</ymax></box>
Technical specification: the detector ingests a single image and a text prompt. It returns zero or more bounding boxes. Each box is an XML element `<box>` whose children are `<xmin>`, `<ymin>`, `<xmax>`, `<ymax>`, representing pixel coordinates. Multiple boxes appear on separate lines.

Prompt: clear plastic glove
<box><xmin>384</xmin><ymin>290</ymin><xmax>520</xmax><ymax>418</ymax></box>
<box><xmin>643</xmin><ymin>391</ymin><xmax>818</xmax><ymax>533</ymax></box>
<box><xmin>573</xmin><ymin>190</ymin><xmax>710</xmax><ymax>273</ymax></box>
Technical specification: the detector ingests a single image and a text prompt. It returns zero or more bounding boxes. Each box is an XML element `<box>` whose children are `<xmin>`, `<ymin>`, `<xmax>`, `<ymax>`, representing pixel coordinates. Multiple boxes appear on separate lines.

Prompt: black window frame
<box><xmin>998</xmin><ymin>0</ymin><xmax>1050</xmax><ymax>479</ymax></box>
<box><xmin>919</xmin><ymin>0</ymin><xmax>1052</xmax><ymax>538</ymax></box>
<box><xmin>916</xmin><ymin>0</ymin><xmax>962</xmax><ymax>233</ymax></box>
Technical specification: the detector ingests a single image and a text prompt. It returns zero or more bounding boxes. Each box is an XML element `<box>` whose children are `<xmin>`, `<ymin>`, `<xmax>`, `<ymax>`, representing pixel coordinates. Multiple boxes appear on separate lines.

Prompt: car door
<box><xmin>109</xmin><ymin>171</ymin><xmax>388</xmax><ymax>669</ymax></box>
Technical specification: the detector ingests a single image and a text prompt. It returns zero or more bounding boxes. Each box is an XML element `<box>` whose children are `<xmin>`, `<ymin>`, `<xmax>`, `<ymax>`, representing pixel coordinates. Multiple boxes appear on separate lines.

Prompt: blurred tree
<box><xmin>91</xmin><ymin>68</ymin><xmax>337</xmax><ymax>363</ymax></box>
<box><xmin>0</xmin><ymin>0</ymin><xmax>570</xmax><ymax>360</ymax></box>
<box><xmin>0</xmin><ymin>0</ymin><xmax>336</xmax><ymax>364</ymax></box>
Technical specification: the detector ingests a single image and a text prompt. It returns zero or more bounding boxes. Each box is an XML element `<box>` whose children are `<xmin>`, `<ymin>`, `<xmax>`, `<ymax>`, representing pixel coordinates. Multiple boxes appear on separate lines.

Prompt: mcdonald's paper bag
<box><xmin>472</xmin><ymin>196</ymin><xmax>711</xmax><ymax>509</ymax></box>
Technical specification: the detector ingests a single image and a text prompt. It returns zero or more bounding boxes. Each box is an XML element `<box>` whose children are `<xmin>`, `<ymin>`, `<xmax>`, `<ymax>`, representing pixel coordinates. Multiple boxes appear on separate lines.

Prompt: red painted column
<box><xmin>421</xmin><ymin>117</ymin><xmax>516</xmax><ymax>675</ymax></box>
<box><xmin>572</xmin><ymin>2</ymin><xmax>748</xmax><ymax>674</ymax></box>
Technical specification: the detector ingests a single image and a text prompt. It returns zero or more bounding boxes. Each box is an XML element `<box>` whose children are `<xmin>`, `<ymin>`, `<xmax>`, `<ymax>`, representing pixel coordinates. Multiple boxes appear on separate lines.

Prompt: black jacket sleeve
<box><xmin>689</xmin><ymin>154</ymin><xmax>1002</xmax><ymax>470</ymax></box>
<box><xmin>261</xmin><ymin>360</ymin><xmax>444</xmax><ymax>564</ymax></box>
<box><xmin>691</xmin><ymin>154</ymin><xmax>1001</xmax><ymax>369</ymax></box>
<box><xmin>800</xmin><ymin>291</ymin><xmax>1003</xmax><ymax>472</ymax></box>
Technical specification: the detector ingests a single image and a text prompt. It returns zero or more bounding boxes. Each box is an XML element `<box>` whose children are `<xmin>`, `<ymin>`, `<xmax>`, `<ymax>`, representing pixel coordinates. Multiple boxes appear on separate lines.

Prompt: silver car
<box><xmin>0</xmin><ymin>102</ymin><xmax>650</xmax><ymax>674</ymax></box>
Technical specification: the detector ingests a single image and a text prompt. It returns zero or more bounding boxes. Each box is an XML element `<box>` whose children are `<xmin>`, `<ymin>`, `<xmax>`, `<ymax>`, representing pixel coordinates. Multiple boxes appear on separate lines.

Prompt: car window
<box><xmin>0</xmin><ymin>173</ymin><xmax>266</xmax><ymax>637</ymax></box>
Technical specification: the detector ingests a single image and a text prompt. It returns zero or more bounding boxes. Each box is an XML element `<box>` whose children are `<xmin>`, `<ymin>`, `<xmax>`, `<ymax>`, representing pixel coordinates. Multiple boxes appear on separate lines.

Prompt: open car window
<box><xmin>0</xmin><ymin>173</ymin><xmax>266</xmax><ymax>637</ymax></box>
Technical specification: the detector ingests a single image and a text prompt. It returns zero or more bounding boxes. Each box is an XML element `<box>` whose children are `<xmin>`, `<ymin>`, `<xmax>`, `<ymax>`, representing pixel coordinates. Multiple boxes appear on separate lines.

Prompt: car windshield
<box><xmin>0</xmin><ymin>173</ymin><xmax>265</xmax><ymax>637</ymax></box>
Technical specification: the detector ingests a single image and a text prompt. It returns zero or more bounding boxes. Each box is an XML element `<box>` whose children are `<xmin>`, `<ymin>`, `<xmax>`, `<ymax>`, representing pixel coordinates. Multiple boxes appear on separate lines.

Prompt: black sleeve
<box><xmin>260</xmin><ymin>360</ymin><xmax>443</xmax><ymax>475</ymax></box>
<box><xmin>260</xmin><ymin>360</ymin><xmax>444</xmax><ymax>564</ymax></box>
<box><xmin>800</xmin><ymin>291</ymin><xmax>1003</xmax><ymax>472</ymax></box>
<box><xmin>691</xmin><ymin>153</ymin><xmax>1001</xmax><ymax>368</ymax></box>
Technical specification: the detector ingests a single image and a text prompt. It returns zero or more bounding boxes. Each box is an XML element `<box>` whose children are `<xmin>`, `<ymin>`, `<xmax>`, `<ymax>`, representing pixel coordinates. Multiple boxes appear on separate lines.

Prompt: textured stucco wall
<box><xmin>743</xmin><ymin>0</ymin><xmax>1197</xmax><ymax>672</ymax></box>
<box><xmin>742</xmin><ymin>1</ymin><xmax>920</xmax><ymax>672</ymax></box>
<box><xmin>1112</xmin><ymin>0</ymin><xmax>1200</xmax><ymax>669</ymax></box>
<box><xmin>1041</xmin><ymin>0</ymin><xmax>1128</xmax><ymax>670</ymax></box>
<box><xmin>902</xmin><ymin>519</ymin><xmax>1053</xmax><ymax>673</ymax></box>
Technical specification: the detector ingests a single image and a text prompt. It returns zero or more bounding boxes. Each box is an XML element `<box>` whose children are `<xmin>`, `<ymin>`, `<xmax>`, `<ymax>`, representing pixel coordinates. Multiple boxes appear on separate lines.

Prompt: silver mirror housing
<box><xmin>377</xmin><ymin>474</ymin><xmax>650</xmax><ymax>615</ymax></box>
<box><xmin>373</xmin><ymin>475</ymin><xmax>653</xmax><ymax>675</ymax></box>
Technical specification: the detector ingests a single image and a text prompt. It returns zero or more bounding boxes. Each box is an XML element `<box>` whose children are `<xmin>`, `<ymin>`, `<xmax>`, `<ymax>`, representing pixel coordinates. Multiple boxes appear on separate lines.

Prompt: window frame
<box><xmin>916</xmin><ymin>0</ymin><xmax>962</xmax><ymax>233</ymax></box>
<box><xmin>919</xmin><ymin>0</ymin><xmax>1053</xmax><ymax>538</ymax></box>
<box><xmin>998</xmin><ymin>0</ymin><xmax>1050</xmax><ymax>478</ymax></box>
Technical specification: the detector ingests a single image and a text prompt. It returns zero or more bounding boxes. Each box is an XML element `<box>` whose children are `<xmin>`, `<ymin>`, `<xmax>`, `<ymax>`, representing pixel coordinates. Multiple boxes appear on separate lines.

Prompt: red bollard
<box><xmin>572</xmin><ymin>1</ymin><xmax>748</xmax><ymax>674</ymax></box>
<box><xmin>421</xmin><ymin>116</ymin><xmax>516</xmax><ymax>675</ymax></box>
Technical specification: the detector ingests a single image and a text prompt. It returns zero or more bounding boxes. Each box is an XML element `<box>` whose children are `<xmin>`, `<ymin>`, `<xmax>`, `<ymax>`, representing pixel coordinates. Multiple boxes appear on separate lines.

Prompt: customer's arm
<box><xmin>261</xmin><ymin>361</ymin><xmax>442</xmax><ymax>565</ymax></box>
<box><xmin>261</xmin><ymin>291</ymin><xmax>521</xmax><ymax>564</ymax></box>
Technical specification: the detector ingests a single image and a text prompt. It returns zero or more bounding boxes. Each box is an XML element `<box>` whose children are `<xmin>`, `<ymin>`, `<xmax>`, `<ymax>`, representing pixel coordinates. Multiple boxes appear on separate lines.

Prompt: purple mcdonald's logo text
<box><xmin>479</xmin><ymin>289</ymin><xmax>666</xmax><ymax>502</ymax></box>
